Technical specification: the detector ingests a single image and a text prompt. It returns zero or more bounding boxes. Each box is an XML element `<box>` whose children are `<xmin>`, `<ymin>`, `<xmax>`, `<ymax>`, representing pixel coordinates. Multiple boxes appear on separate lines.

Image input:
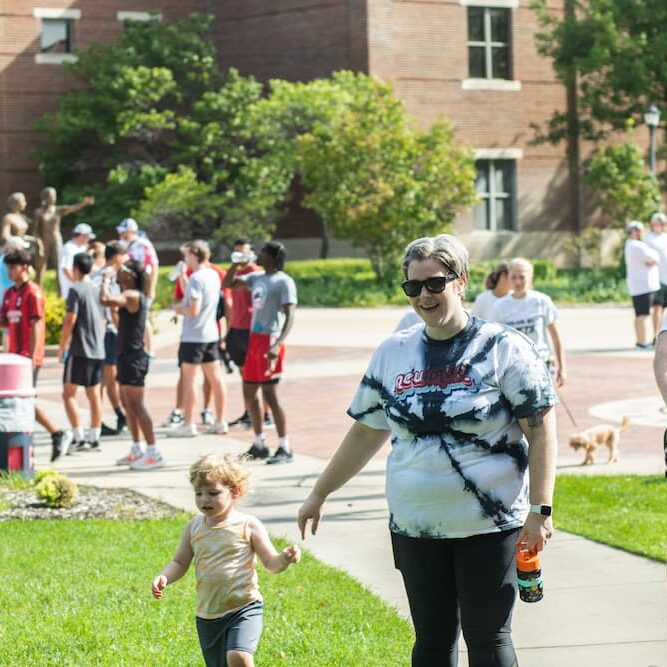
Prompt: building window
<box><xmin>467</xmin><ymin>7</ymin><xmax>511</xmax><ymax>80</ymax></box>
<box><xmin>40</xmin><ymin>18</ymin><xmax>72</xmax><ymax>53</ymax></box>
<box><xmin>473</xmin><ymin>160</ymin><xmax>516</xmax><ymax>231</ymax></box>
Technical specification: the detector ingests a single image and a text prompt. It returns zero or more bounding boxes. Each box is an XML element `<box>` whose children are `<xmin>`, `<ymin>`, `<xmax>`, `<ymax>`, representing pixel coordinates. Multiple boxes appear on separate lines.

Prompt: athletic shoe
<box><xmin>50</xmin><ymin>430</ymin><xmax>73</xmax><ymax>462</ymax></box>
<box><xmin>87</xmin><ymin>441</ymin><xmax>101</xmax><ymax>452</ymax></box>
<box><xmin>240</xmin><ymin>444</ymin><xmax>270</xmax><ymax>461</ymax></box>
<box><xmin>101</xmin><ymin>422</ymin><xmax>118</xmax><ymax>437</ymax></box>
<box><xmin>116</xmin><ymin>413</ymin><xmax>127</xmax><ymax>433</ymax></box>
<box><xmin>116</xmin><ymin>450</ymin><xmax>143</xmax><ymax>466</ymax></box>
<box><xmin>130</xmin><ymin>451</ymin><xmax>165</xmax><ymax>471</ymax></box>
<box><xmin>229</xmin><ymin>412</ymin><xmax>252</xmax><ymax>428</ymax></box>
<box><xmin>263</xmin><ymin>413</ymin><xmax>275</xmax><ymax>429</ymax></box>
<box><xmin>266</xmin><ymin>447</ymin><xmax>293</xmax><ymax>465</ymax></box>
<box><xmin>201</xmin><ymin>409</ymin><xmax>214</xmax><ymax>426</ymax></box>
<box><xmin>636</xmin><ymin>342</ymin><xmax>654</xmax><ymax>350</ymax></box>
<box><xmin>161</xmin><ymin>410</ymin><xmax>184</xmax><ymax>427</ymax></box>
<box><xmin>72</xmin><ymin>440</ymin><xmax>87</xmax><ymax>452</ymax></box>
<box><xmin>166</xmin><ymin>423</ymin><xmax>198</xmax><ymax>438</ymax></box>
<box><xmin>209</xmin><ymin>421</ymin><xmax>229</xmax><ymax>435</ymax></box>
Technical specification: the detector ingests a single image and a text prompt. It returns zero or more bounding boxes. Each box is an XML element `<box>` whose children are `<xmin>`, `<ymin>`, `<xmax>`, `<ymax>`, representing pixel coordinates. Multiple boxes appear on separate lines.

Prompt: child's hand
<box><xmin>152</xmin><ymin>575</ymin><xmax>167</xmax><ymax>599</ymax></box>
<box><xmin>282</xmin><ymin>545</ymin><xmax>301</xmax><ymax>566</ymax></box>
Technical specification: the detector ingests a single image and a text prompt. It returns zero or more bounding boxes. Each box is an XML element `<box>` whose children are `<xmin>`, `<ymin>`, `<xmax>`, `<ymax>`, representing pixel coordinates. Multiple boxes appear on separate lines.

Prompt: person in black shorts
<box><xmin>101</xmin><ymin>260</ymin><xmax>164</xmax><ymax>471</ymax></box>
<box><xmin>57</xmin><ymin>252</ymin><xmax>106</xmax><ymax>450</ymax></box>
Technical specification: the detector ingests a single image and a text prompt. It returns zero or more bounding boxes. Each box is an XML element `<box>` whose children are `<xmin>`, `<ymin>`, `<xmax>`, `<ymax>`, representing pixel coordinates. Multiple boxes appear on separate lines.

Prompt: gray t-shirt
<box><xmin>243</xmin><ymin>271</ymin><xmax>297</xmax><ymax>336</ymax></box>
<box><xmin>181</xmin><ymin>266</ymin><xmax>221</xmax><ymax>344</ymax></box>
<box><xmin>65</xmin><ymin>281</ymin><xmax>105</xmax><ymax>359</ymax></box>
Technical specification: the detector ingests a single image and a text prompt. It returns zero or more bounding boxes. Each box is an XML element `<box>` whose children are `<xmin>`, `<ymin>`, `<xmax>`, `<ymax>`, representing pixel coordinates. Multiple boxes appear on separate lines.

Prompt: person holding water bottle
<box><xmin>298</xmin><ymin>234</ymin><xmax>557</xmax><ymax>666</ymax></box>
<box><xmin>223</xmin><ymin>241</ymin><xmax>297</xmax><ymax>464</ymax></box>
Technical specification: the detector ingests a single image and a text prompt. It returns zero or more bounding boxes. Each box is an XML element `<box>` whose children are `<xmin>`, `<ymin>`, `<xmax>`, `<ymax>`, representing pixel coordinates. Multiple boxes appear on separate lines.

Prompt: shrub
<box><xmin>35</xmin><ymin>473</ymin><xmax>78</xmax><ymax>508</ymax></box>
<box><xmin>44</xmin><ymin>294</ymin><xmax>65</xmax><ymax>345</ymax></box>
<box><xmin>34</xmin><ymin>469</ymin><xmax>59</xmax><ymax>485</ymax></box>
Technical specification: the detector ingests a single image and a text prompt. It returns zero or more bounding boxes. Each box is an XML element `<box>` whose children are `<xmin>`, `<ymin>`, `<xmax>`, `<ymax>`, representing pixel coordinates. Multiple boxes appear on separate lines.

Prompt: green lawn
<box><xmin>0</xmin><ymin>518</ymin><xmax>412</xmax><ymax>666</ymax></box>
<box><xmin>554</xmin><ymin>475</ymin><xmax>667</xmax><ymax>562</ymax></box>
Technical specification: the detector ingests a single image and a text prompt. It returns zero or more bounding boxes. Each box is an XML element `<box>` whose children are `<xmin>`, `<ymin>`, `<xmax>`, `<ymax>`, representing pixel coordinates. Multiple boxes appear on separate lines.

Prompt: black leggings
<box><xmin>392</xmin><ymin>528</ymin><xmax>521</xmax><ymax>667</ymax></box>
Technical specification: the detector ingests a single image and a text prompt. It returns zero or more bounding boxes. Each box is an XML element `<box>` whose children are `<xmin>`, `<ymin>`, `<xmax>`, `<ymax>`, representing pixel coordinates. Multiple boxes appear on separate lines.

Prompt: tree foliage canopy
<box><xmin>531</xmin><ymin>0</ymin><xmax>667</xmax><ymax>142</ymax></box>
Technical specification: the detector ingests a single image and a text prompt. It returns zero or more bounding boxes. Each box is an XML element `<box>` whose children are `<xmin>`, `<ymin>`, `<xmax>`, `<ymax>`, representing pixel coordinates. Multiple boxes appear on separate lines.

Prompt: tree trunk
<box><xmin>319</xmin><ymin>220</ymin><xmax>330</xmax><ymax>259</ymax></box>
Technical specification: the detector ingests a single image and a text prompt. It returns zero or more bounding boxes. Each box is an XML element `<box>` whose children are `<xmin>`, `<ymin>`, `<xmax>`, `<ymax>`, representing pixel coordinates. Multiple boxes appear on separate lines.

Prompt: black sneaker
<box><xmin>101</xmin><ymin>423</ymin><xmax>118</xmax><ymax>437</ymax></box>
<box><xmin>230</xmin><ymin>413</ymin><xmax>252</xmax><ymax>428</ymax></box>
<box><xmin>263</xmin><ymin>413</ymin><xmax>275</xmax><ymax>429</ymax></box>
<box><xmin>266</xmin><ymin>447</ymin><xmax>293</xmax><ymax>465</ymax></box>
<box><xmin>72</xmin><ymin>440</ymin><xmax>87</xmax><ymax>452</ymax></box>
<box><xmin>50</xmin><ymin>430</ymin><xmax>73</xmax><ymax>462</ymax></box>
<box><xmin>240</xmin><ymin>444</ymin><xmax>270</xmax><ymax>461</ymax></box>
<box><xmin>88</xmin><ymin>441</ymin><xmax>101</xmax><ymax>452</ymax></box>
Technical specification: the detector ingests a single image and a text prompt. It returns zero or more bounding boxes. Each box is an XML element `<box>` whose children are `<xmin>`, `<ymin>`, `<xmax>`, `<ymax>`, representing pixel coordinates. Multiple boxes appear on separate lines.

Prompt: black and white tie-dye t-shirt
<box><xmin>347</xmin><ymin>315</ymin><xmax>556</xmax><ymax>539</ymax></box>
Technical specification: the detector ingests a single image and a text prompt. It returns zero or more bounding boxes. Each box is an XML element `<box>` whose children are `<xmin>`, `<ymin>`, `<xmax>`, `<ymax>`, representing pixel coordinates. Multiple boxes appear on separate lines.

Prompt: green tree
<box><xmin>298</xmin><ymin>75</ymin><xmax>476</xmax><ymax>283</ymax></box>
<box><xmin>584</xmin><ymin>140</ymin><xmax>661</xmax><ymax>225</ymax></box>
<box><xmin>531</xmin><ymin>0</ymin><xmax>667</xmax><ymax>141</ymax></box>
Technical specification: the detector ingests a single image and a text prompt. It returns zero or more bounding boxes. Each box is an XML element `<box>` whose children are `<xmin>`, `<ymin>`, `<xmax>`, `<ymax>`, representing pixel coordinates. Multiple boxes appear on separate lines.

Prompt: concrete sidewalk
<box><xmin>33</xmin><ymin>305</ymin><xmax>667</xmax><ymax>666</ymax></box>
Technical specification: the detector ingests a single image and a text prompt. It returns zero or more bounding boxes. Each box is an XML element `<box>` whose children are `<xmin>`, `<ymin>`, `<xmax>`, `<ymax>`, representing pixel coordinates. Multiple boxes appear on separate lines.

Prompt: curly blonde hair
<box><xmin>189</xmin><ymin>454</ymin><xmax>250</xmax><ymax>497</ymax></box>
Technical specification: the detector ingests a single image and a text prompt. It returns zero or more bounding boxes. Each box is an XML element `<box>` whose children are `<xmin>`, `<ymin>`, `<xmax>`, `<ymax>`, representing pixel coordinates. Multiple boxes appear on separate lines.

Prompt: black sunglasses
<box><xmin>401</xmin><ymin>273</ymin><xmax>459</xmax><ymax>297</ymax></box>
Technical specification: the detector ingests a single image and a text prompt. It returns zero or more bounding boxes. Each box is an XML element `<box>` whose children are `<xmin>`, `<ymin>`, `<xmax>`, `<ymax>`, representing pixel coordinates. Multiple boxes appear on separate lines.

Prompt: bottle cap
<box><xmin>516</xmin><ymin>540</ymin><xmax>540</xmax><ymax>572</ymax></box>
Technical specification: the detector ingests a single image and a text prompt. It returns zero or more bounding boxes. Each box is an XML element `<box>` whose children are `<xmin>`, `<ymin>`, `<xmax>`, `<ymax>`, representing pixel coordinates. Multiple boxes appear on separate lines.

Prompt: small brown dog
<box><xmin>568</xmin><ymin>416</ymin><xmax>629</xmax><ymax>465</ymax></box>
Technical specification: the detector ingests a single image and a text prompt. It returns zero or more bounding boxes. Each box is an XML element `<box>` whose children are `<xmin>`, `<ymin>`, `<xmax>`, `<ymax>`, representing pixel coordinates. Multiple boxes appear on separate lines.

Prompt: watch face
<box><xmin>541</xmin><ymin>505</ymin><xmax>552</xmax><ymax>516</ymax></box>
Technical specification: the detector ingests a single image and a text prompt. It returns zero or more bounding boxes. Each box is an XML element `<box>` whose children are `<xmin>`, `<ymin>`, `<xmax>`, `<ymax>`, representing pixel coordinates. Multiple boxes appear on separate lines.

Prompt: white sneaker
<box><xmin>161</xmin><ymin>410</ymin><xmax>184</xmax><ymax>427</ymax></box>
<box><xmin>201</xmin><ymin>409</ymin><xmax>214</xmax><ymax>425</ymax></box>
<box><xmin>116</xmin><ymin>449</ymin><xmax>143</xmax><ymax>466</ymax></box>
<box><xmin>209</xmin><ymin>421</ymin><xmax>229</xmax><ymax>435</ymax></box>
<box><xmin>130</xmin><ymin>451</ymin><xmax>165</xmax><ymax>471</ymax></box>
<box><xmin>166</xmin><ymin>423</ymin><xmax>198</xmax><ymax>438</ymax></box>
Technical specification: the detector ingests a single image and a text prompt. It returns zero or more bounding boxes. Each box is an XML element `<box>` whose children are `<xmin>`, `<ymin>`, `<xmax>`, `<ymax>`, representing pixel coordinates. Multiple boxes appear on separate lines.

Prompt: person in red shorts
<box><xmin>0</xmin><ymin>248</ymin><xmax>72</xmax><ymax>461</ymax></box>
<box><xmin>223</xmin><ymin>241</ymin><xmax>297</xmax><ymax>464</ymax></box>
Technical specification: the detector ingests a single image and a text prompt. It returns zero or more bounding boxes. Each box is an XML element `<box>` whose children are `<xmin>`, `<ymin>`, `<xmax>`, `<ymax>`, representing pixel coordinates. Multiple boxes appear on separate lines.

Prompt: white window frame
<box><xmin>473</xmin><ymin>158</ymin><xmax>518</xmax><ymax>232</ymax></box>
<box><xmin>462</xmin><ymin>2</ymin><xmax>520</xmax><ymax>91</ymax></box>
<box><xmin>117</xmin><ymin>11</ymin><xmax>163</xmax><ymax>22</ymax></box>
<box><xmin>34</xmin><ymin>8</ymin><xmax>80</xmax><ymax>64</ymax></box>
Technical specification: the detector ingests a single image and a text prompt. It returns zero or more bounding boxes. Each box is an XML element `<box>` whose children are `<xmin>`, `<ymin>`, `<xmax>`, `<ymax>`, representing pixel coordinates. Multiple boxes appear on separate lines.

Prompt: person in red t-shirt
<box><xmin>225</xmin><ymin>239</ymin><xmax>272</xmax><ymax>428</ymax></box>
<box><xmin>0</xmin><ymin>249</ymin><xmax>73</xmax><ymax>461</ymax></box>
<box><xmin>161</xmin><ymin>247</ymin><xmax>232</xmax><ymax>428</ymax></box>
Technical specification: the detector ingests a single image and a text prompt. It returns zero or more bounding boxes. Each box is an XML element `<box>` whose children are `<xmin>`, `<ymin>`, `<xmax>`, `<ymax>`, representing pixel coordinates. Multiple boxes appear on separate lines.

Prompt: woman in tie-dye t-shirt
<box><xmin>298</xmin><ymin>234</ymin><xmax>558</xmax><ymax>667</ymax></box>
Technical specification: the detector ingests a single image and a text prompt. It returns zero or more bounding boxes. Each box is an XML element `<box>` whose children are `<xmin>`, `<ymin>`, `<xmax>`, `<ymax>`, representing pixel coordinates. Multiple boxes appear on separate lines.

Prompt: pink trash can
<box><xmin>0</xmin><ymin>353</ymin><xmax>35</xmax><ymax>475</ymax></box>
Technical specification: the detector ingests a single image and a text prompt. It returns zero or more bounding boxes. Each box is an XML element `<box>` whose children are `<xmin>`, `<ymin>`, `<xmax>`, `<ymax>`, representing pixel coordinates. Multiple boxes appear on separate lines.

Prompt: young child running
<box><xmin>151</xmin><ymin>454</ymin><xmax>300</xmax><ymax>667</ymax></box>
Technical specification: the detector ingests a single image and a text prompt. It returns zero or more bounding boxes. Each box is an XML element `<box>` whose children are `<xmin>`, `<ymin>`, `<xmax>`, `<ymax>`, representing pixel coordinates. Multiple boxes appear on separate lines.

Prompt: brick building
<box><xmin>0</xmin><ymin>1</ymin><xmax>641</xmax><ymax>262</ymax></box>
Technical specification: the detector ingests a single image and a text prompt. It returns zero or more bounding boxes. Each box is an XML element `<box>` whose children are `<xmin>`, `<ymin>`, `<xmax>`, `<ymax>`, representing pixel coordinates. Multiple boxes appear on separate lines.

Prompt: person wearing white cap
<box><xmin>644</xmin><ymin>212</ymin><xmax>667</xmax><ymax>336</ymax></box>
<box><xmin>117</xmin><ymin>218</ymin><xmax>159</xmax><ymax>354</ymax></box>
<box><xmin>624</xmin><ymin>220</ymin><xmax>660</xmax><ymax>348</ymax></box>
<box><xmin>58</xmin><ymin>223</ymin><xmax>95</xmax><ymax>299</ymax></box>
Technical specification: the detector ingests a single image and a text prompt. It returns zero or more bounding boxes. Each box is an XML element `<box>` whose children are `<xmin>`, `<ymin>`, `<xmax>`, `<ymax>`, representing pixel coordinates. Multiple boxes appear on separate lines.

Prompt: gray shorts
<box><xmin>196</xmin><ymin>600</ymin><xmax>263</xmax><ymax>666</ymax></box>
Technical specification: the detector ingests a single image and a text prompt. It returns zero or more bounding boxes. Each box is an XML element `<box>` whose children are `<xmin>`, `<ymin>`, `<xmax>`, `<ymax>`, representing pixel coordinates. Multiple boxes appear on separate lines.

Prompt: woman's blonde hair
<box><xmin>402</xmin><ymin>234</ymin><xmax>469</xmax><ymax>278</ymax></box>
<box><xmin>189</xmin><ymin>454</ymin><xmax>250</xmax><ymax>497</ymax></box>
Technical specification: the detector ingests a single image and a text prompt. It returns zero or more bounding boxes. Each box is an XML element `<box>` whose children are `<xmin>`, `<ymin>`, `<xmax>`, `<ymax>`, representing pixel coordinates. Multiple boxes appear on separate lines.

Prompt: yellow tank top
<box><xmin>190</xmin><ymin>511</ymin><xmax>262</xmax><ymax>619</ymax></box>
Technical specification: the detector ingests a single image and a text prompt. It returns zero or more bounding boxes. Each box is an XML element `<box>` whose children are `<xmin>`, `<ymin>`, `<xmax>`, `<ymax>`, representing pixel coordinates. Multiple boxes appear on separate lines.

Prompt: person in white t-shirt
<box><xmin>624</xmin><ymin>220</ymin><xmax>660</xmax><ymax>349</ymax></box>
<box><xmin>644</xmin><ymin>213</ymin><xmax>667</xmax><ymax>338</ymax></box>
<box><xmin>298</xmin><ymin>234</ymin><xmax>557</xmax><ymax>666</ymax></box>
<box><xmin>58</xmin><ymin>223</ymin><xmax>96</xmax><ymax>299</ymax></box>
<box><xmin>491</xmin><ymin>258</ymin><xmax>566</xmax><ymax>386</ymax></box>
<box><xmin>169</xmin><ymin>240</ymin><xmax>228</xmax><ymax>438</ymax></box>
<box><xmin>471</xmin><ymin>263</ymin><xmax>511</xmax><ymax>321</ymax></box>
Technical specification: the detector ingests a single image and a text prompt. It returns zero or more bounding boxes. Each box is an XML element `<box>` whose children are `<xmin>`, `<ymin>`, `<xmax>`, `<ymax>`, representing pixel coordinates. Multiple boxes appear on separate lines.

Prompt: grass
<box><xmin>0</xmin><ymin>517</ymin><xmax>412</xmax><ymax>666</ymax></box>
<box><xmin>555</xmin><ymin>475</ymin><xmax>667</xmax><ymax>562</ymax></box>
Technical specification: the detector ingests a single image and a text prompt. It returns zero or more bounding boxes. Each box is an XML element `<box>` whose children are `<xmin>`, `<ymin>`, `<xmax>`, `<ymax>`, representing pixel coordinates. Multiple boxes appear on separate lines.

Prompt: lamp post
<box><xmin>644</xmin><ymin>104</ymin><xmax>661</xmax><ymax>175</ymax></box>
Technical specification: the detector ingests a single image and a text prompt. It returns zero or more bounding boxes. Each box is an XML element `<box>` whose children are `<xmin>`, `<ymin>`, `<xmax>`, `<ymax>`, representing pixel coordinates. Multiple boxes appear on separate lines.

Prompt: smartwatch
<box><xmin>529</xmin><ymin>504</ymin><xmax>552</xmax><ymax>517</ymax></box>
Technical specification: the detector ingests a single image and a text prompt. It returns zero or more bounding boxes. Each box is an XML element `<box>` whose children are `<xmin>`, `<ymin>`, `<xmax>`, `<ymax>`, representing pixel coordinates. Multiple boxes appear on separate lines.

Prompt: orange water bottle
<box><xmin>516</xmin><ymin>539</ymin><xmax>543</xmax><ymax>603</ymax></box>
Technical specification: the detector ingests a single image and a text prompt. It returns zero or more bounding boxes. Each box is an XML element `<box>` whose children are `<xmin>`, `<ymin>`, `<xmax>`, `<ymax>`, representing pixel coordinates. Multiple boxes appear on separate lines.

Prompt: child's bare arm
<box><xmin>249</xmin><ymin>516</ymin><xmax>301</xmax><ymax>574</ymax></box>
<box><xmin>152</xmin><ymin>521</ymin><xmax>194</xmax><ymax>599</ymax></box>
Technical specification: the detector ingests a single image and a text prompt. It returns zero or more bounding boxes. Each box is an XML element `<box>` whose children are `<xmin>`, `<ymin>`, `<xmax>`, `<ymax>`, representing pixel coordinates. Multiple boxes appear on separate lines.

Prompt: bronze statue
<box><xmin>1</xmin><ymin>192</ymin><xmax>46</xmax><ymax>285</ymax></box>
<box><xmin>34</xmin><ymin>187</ymin><xmax>94</xmax><ymax>273</ymax></box>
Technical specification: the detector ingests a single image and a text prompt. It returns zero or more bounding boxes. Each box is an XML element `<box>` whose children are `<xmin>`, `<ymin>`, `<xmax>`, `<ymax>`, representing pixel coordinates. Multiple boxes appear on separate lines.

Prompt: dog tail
<box><xmin>619</xmin><ymin>416</ymin><xmax>630</xmax><ymax>432</ymax></box>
